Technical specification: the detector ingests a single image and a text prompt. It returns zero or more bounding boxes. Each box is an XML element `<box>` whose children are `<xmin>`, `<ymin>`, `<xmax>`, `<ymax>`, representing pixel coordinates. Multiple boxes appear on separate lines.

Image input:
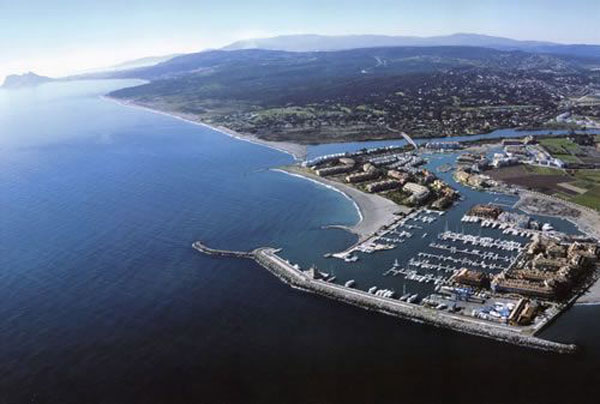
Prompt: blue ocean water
<box><xmin>1</xmin><ymin>80</ymin><xmax>599</xmax><ymax>403</ymax></box>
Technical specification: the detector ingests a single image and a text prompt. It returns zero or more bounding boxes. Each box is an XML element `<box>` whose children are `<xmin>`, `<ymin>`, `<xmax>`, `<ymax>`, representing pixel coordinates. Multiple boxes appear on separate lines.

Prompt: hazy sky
<box><xmin>1</xmin><ymin>0</ymin><xmax>599</xmax><ymax>81</ymax></box>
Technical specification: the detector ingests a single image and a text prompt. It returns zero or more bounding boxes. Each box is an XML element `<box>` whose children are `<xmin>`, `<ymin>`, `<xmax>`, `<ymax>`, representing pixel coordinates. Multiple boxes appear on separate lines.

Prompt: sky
<box><xmin>1</xmin><ymin>0</ymin><xmax>599</xmax><ymax>82</ymax></box>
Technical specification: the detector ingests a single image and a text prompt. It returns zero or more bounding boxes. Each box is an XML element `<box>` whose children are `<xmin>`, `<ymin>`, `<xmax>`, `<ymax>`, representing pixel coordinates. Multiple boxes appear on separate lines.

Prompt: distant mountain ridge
<box><xmin>108</xmin><ymin>44</ymin><xmax>600</xmax><ymax>143</ymax></box>
<box><xmin>109</xmin><ymin>54</ymin><xmax>183</xmax><ymax>70</ymax></box>
<box><xmin>1</xmin><ymin>72</ymin><xmax>53</xmax><ymax>89</ymax></box>
<box><xmin>110</xmin><ymin>45</ymin><xmax>594</xmax><ymax>82</ymax></box>
<box><xmin>222</xmin><ymin>33</ymin><xmax>600</xmax><ymax>59</ymax></box>
<box><xmin>60</xmin><ymin>33</ymin><xmax>599</xmax><ymax>82</ymax></box>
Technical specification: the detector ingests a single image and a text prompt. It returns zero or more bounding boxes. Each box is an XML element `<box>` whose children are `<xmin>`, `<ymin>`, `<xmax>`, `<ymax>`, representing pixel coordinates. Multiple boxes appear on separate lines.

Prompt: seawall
<box><xmin>194</xmin><ymin>241</ymin><xmax>577</xmax><ymax>354</ymax></box>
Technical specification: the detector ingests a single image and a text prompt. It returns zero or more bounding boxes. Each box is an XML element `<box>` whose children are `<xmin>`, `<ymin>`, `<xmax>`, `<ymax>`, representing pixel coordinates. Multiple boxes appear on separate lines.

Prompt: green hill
<box><xmin>110</xmin><ymin>46</ymin><xmax>600</xmax><ymax>143</ymax></box>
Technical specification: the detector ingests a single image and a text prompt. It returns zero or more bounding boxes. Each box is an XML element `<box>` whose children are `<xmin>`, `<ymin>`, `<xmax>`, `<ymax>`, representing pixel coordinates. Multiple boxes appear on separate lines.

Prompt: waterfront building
<box><xmin>431</xmin><ymin>195</ymin><xmax>453</xmax><ymax>210</ymax></box>
<box><xmin>387</xmin><ymin>169</ymin><xmax>409</xmax><ymax>183</ymax></box>
<box><xmin>403</xmin><ymin>182</ymin><xmax>430</xmax><ymax>202</ymax></box>
<box><xmin>345</xmin><ymin>171</ymin><xmax>380</xmax><ymax>183</ymax></box>
<box><xmin>363</xmin><ymin>163</ymin><xmax>376</xmax><ymax>172</ymax></box>
<box><xmin>466</xmin><ymin>174</ymin><xmax>490</xmax><ymax>188</ymax></box>
<box><xmin>339</xmin><ymin>158</ymin><xmax>356</xmax><ymax>166</ymax></box>
<box><xmin>451</xmin><ymin>268</ymin><xmax>490</xmax><ymax>288</ymax></box>
<box><xmin>491</xmin><ymin>276</ymin><xmax>556</xmax><ymax>299</ymax></box>
<box><xmin>517</xmin><ymin>301</ymin><xmax>540</xmax><ymax>325</ymax></box>
<box><xmin>455</xmin><ymin>170</ymin><xmax>471</xmax><ymax>184</ymax></box>
<box><xmin>315</xmin><ymin>164</ymin><xmax>354</xmax><ymax>177</ymax></box>
<box><xmin>508</xmin><ymin>298</ymin><xmax>528</xmax><ymax>325</ymax></box>
<box><xmin>366</xmin><ymin>179</ymin><xmax>401</xmax><ymax>193</ymax></box>
<box><xmin>467</xmin><ymin>204</ymin><xmax>503</xmax><ymax>219</ymax></box>
<box><xmin>492</xmin><ymin>154</ymin><xmax>520</xmax><ymax>168</ymax></box>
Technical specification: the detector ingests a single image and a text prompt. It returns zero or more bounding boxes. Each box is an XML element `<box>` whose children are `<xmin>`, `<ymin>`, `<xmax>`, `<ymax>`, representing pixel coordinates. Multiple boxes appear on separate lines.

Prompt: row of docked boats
<box><xmin>408</xmin><ymin>257</ymin><xmax>458</xmax><ymax>273</ymax></box>
<box><xmin>401</xmin><ymin>293</ymin><xmax>420</xmax><ymax>303</ymax></box>
<box><xmin>438</xmin><ymin>231</ymin><xmax>523</xmax><ymax>252</ymax></box>
<box><xmin>383</xmin><ymin>264</ymin><xmax>448</xmax><ymax>285</ymax></box>
<box><xmin>356</xmin><ymin>242</ymin><xmax>396</xmax><ymax>254</ymax></box>
<box><xmin>428</xmin><ymin>243</ymin><xmax>513</xmax><ymax>262</ymax></box>
<box><xmin>416</xmin><ymin>253</ymin><xmax>507</xmax><ymax>271</ymax></box>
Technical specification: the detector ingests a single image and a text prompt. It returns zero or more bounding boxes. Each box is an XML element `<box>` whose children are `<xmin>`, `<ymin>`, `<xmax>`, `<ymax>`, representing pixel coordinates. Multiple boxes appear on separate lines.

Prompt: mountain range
<box><xmin>64</xmin><ymin>33</ymin><xmax>600</xmax><ymax>80</ymax></box>
<box><xmin>222</xmin><ymin>33</ymin><xmax>600</xmax><ymax>59</ymax></box>
<box><xmin>111</xmin><ymin>45</ymin><xmax>593</xmax><ymax>82</ymax></box>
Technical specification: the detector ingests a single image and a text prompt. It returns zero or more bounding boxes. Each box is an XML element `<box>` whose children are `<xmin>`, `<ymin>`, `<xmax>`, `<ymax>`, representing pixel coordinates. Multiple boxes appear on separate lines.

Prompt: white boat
<box><xmin>408</xmin><ymin>294</ymin><xmax>419</xmax><ymax>303</ymax></box>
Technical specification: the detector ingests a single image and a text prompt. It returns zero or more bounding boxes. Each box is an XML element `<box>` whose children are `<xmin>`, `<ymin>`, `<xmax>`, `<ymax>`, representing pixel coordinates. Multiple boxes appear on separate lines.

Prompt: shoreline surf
<box><xmin>275</xmin><ymin>165</ymin><xmax>408</xmax><ymax>242</ymax></box>
<box><xmin>101</xmin><ymin>96</ymin><xmax>307</xmax><ymax>161</ymax></box>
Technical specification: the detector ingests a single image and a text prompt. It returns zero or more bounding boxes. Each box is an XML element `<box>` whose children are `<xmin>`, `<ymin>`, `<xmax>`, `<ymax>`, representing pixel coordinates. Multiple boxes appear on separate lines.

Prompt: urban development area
<box><xmin>196</xmin><ymin>131</ymin><xmax>600</xmax><ymax>352</ymax></box>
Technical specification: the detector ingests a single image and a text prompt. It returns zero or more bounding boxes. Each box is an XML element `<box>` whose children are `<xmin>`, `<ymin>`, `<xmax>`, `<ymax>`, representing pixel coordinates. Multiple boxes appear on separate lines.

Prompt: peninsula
<box><xmin>1</xmin><ymin>72</ymin><xmax>53</xmax><ymax>89</ymax></box>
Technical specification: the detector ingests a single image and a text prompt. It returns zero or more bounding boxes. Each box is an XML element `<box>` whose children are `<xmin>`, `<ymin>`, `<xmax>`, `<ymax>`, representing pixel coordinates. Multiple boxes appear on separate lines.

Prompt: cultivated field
<box><xmin>487</xmin><ymin>164</ymin><xmax>600</xmax><ymax>211</ymax></box>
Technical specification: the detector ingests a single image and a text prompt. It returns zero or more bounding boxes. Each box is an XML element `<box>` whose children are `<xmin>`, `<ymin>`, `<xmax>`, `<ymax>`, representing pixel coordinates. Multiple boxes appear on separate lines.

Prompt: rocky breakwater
<box><xmin>193</xmin><ymin>241</ymin><xmax>577</xmax><ymax>354</ymax></box>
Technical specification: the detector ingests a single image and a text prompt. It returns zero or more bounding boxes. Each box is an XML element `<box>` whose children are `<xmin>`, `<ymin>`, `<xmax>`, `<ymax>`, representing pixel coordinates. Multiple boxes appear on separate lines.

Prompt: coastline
<box><xmin>104</xmin><ymin>93</ymin><xmax>406</xmax><ymax>244</ymax></box>
<box><xmin>276</xmin><ymin>165</ymin><xmax>408</xmax><ymax>242</ymax></box>
<box><xmin>105</xmin><ymin>92</ymin><xmax>600</xmax><ymax>305</ymax></box>
<box><xmin>101</xmin><ymin>96</ymin><xmax>307</xmax><ymax>161</ymax></box>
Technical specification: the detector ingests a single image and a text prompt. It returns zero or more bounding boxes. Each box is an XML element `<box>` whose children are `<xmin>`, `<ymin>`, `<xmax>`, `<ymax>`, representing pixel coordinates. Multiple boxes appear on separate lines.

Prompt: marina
<box><xmin>186</xmin><ymin>128</ymin><xmax>600</xmax><ymax>355</ymax></box>
<box><xmin>250</xmin><ymin>143</ymin><xmax>600</xmax><ymax>354</ymax></box>
<box><xmin>192</xmin><ymin>240</ymin><xmax>578</xmax><ymax>353</ymax></box>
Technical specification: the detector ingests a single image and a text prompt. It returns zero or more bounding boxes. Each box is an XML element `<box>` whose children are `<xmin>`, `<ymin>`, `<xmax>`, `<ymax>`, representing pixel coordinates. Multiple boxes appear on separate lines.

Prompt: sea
<box><xmin>1</xmin><ymin>80</ymin><xmax>599</xmax><ymax>404</ymax></box>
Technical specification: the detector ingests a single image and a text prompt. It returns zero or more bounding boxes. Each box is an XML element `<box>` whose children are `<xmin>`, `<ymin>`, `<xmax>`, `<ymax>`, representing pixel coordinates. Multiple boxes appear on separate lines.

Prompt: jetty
<box><xmin>193</xmin><ymin>241</ymin><xmax>577</xmax><ymax>354</ymax></box>
<box><xmin>192</xmin><ymin>242</ymin><xmax>254</xmax><ymax>259</ymax></box>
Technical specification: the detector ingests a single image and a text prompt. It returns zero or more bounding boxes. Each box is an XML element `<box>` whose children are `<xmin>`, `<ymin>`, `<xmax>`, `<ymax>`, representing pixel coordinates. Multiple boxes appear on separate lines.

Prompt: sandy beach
<box><xmin>277</xmin><ymin>165</ymin><xmax>408</xmax><ymax>242</ymax></box>
<box><xmin>106</xmin><ymin>95</ymin><xmax>411</xmax><ymax>243</ymax></box>
<box><xmin>102</xmin><ymin>97</ymin><xmax>307</xmax><ymax>161</ymax></box>
<box><xmin>105</xmin><ymin>95</ymin><xmax>405</xmax><ymax>242</ymax></box>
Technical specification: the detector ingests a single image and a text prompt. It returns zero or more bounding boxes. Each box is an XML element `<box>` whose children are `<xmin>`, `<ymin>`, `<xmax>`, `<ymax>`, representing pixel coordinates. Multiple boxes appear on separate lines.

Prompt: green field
<box><xmin>538</xmin><ymin>137</ymin><xmax>582</xmax><ymax>164</ymax></box>
<box><xmin>560</xmin><ymin>170</ymin><xmax>600</xmax><ymax>211</ymax></box>
<box><xmin>503</xmin><ymin>165</ymin><xmax>600</xmax><ymax>212</ymax></box>
<box><xmin>571</xmin><ymin>186</ymin><xmax>600</xmax><ymax>211</ymax></box>
<box><xmin>523</xmin><ymin>165</ymin><xmax>564</xmax><ymax>176</ymax></box>
<box><xmin>539</xmin><ymin>137</ymin><xmax>580</xmax><ymax>151</ymax></box>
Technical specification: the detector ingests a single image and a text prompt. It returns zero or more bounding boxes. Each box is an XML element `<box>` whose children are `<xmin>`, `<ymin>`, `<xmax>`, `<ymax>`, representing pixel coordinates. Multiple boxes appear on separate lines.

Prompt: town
<box><xmin>303</xmin><ymin>144</ymin><xmax>459</xmax><ymax>210</ymax></box>
<box><xmin>196</xmin><ymin>132</ymin><xmax>600</xmax><ymax>352</ymax></box>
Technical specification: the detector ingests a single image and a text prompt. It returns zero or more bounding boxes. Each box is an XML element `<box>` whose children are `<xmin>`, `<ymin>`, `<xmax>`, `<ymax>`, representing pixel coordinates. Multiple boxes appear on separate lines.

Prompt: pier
<box><xmin>193</xmin><ymin>241</ymin><xmax>577</xmax><ymax>354</ymax></box>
